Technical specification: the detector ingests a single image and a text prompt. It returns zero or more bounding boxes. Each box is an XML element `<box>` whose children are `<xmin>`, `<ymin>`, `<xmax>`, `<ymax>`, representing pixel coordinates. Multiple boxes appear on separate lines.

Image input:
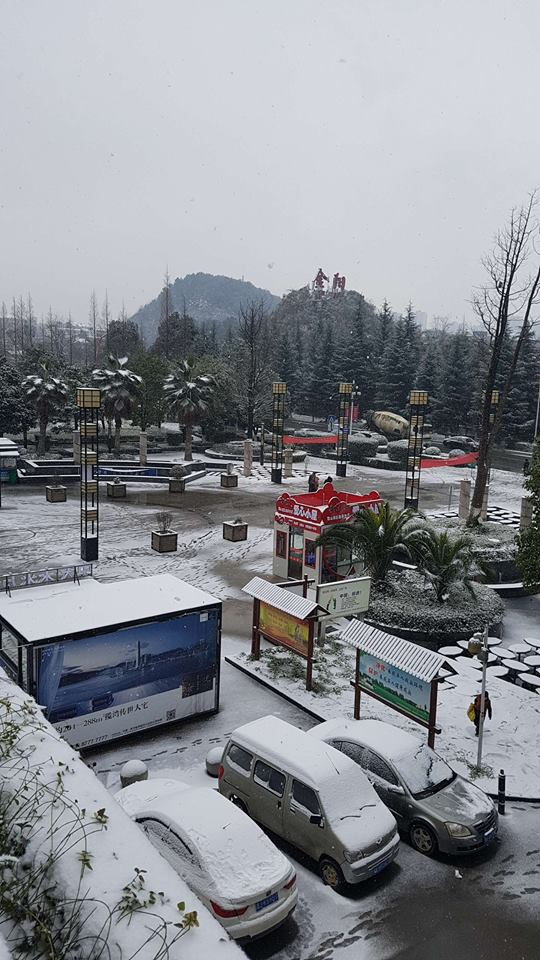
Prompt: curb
<box><xmin>225</xmin><ymin>656</ymin><xmax>540</xmax><ymax>805</ymax></box>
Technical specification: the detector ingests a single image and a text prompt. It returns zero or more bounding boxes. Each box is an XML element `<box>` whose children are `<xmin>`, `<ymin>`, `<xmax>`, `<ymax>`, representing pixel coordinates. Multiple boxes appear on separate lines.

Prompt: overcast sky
<box><xmin>1</xmin><ymin>0</ymin><xmax>539</xmax><ymax>327</ymax></box>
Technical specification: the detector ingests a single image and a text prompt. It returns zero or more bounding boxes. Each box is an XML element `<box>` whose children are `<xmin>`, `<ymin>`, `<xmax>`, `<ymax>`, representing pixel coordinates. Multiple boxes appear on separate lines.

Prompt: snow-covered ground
<box><xmin>226</xmin><ymin>639</ymin><xmax>540</xmax><ymax>799</ymax></box>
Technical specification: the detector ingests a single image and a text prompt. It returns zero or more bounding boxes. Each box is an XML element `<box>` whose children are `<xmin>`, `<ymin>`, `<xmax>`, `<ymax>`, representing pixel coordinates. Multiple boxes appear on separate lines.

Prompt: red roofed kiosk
<box><xmin>273</xmin><ymin>482</ymin><xmax>382</xmax><ymax>585</ymax></box>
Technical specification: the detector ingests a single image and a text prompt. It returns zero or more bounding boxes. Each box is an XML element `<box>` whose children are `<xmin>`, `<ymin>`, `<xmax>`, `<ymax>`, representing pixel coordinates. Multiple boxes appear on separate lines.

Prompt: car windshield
<box><xmin>393</xmin><ymin>744</ymin><xmax>456</xmax><ymax>799</ymax></box>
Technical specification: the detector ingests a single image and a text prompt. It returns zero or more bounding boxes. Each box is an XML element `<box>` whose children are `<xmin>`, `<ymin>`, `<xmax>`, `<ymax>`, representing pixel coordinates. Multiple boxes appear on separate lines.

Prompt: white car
<box><xmin>115</xmin><ymin>778</ymin><xmax>297</xmax><ymax>941</ymax></box>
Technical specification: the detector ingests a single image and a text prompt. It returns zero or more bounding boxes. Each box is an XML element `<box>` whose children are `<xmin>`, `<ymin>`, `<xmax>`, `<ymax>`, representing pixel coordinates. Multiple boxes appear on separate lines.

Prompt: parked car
<box><xmin>309</xmin><ymin>719</ymin><xmax>497</xmax><ymax>857</ymax></box>
<box><xmin>218</xmin><ymin>715</ymin><xmax>399</xmax><ymax>891</ymax></box>
<box><xmin>442</xmin><ymin>436</ymin><xmax>479</xmax><ymax>452</ymax></box>
<box><xmin>115</xmin><ymin>778</ymin><xmax>297</xmax><ymax>941</ymax></box>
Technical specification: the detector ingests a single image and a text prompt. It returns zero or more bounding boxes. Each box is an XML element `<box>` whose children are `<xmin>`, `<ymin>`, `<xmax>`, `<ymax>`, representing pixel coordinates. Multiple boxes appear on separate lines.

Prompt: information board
<box><xmin>317</xmin><ymin>577</ymin><xmax>371</xmax><ymax>617</ymax></box>
<box><xmin>358</xmin><ymin>652</ymin><xmax>431</xmax><ymax>724</ymax></box>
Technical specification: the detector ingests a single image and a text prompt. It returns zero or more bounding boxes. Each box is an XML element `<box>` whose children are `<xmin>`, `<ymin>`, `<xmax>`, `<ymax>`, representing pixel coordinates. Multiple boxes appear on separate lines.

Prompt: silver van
<box><xmin>218</xmin><ymin>715</ymin><xmax>399</xmax><ymax>891</ymax></box>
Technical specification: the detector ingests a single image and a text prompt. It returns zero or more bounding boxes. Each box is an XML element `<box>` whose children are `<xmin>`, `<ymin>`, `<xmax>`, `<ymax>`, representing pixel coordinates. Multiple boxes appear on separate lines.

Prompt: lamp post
<box><xmin>335</xmin><ymin>382</ymin><xmax>353</xmax><ymax>478</ymax></box>
<box><xmin>468</xmin><ymin>625</ymin><xmax>489</xmax><ymax>770</ymax></box>
<box><xmin>404</xmin><ymin>390</ymin><xmax>429</xmax><ymax>510</ymax></box>
<box><xmin>77</xmin><ymin>387</ymin><xmax>101</xmax><ymax>562</ymax></box>
<box><xmin>534</xmin><ymin>382</ymin><xmax>540</xmax><ymax>440</ymax></box>
<box><xmin>270</xmin><ymin>382</ymin><xmax>287</xmax><ymax>484</ymax></box>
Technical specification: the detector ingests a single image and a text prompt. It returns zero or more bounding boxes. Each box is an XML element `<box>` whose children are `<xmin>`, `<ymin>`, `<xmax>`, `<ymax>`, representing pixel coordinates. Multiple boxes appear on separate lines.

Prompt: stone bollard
<box><xmin>120</xmin><ymin>759</ymin><xmax>148</xmax><ymax>788</ymax></box>
<box><xmin>458</xmin><ymin>479</ymin><xmax>471</xmax><ymax>520</ymax></box>
<box><xmin>72</xmin><ymin>430</ymin><xmax>80</xmax><ymax>465</ymax></box>
<box><xmin>243</xmin><ymin>440</ymin><xmax>253</xmax><ymax>477</ymax></box>
<box><xmin>480</xmin><ymin>483</ymin><xmax>489</xmax><ymax>520</ymax></box>
<box><xmin>283</xmin><ymin>447</ymin><xmax>294</xmax><ymax>478</ymax></box>
<box><xmin>520</xmin><ymin>496</ymin><xmax>533</xmax><ymax>532</ymax></box>
<box><xmin>139</xmin><ymin>431</ymin><xmax>147</xmax><ymax>466</ymax></box>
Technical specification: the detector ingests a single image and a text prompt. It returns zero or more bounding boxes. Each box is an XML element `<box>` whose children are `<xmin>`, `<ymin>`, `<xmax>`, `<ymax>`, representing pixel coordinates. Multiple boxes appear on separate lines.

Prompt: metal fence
<box><xmin>1</xmin><ymin>563</ymin><xmax>93</xmax><ymax>595</ymax></box>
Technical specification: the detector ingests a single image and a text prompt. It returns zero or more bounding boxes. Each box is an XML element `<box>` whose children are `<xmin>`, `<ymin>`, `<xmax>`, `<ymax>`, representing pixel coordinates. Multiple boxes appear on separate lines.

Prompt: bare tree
<box><xmin>11</xmin><ymin>297</ymin><xmax>18</xmax><ymax>358</ymax></box>
<box><xmin>468</xmin><ymin>193</ymin><xmax>540</xmax><ymax>525</ymax></box>
<box><xmin>103</xmin><ymin>291</ymin><xmax>111</xmax><ymax>354</ymax></box>
<box><xmin>18</xmin><ymin>295</ymin><xmax>26</xmax><ymax>352</ymax></box>
<box><xmin>237</xmin><ymin>300</ymin><xmax>273</xmax><ymax>438</ymax></box>
<box><xmin>67</xmin><ymin>311</ymin><xmax>73</xmax><ymax>364</ymax></box>
<box><xmin>1</xmin><ymin>302</ymin><xmax>6</xmax><ymax>357</ymax></box>
<box><xmin>27</xmin><ymin>293</ymin><xmax>34</xmax><ymax>346</ymax></box>
<box><xmin>89</xmin><ymin>290</ymin><xmax>99</xmax><ymax>363</ymax></box>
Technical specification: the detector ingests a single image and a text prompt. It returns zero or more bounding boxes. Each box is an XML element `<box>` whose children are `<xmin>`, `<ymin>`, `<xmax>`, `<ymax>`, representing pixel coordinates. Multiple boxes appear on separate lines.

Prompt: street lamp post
<box><xmin>469</xmin><ymin>625</ymin><xmax>489</xmax><ymax>770</ymax></box>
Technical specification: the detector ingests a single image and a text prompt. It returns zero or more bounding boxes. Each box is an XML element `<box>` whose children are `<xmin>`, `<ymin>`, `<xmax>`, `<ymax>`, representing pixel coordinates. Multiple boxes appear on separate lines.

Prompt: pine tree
<box><xmin>436</xmin><ymin>333</ymin><xmax>471</xmax><ymax>434</ymax></box>
<box><xmin>516</xmin><ymin>440</ymin><xmax>540</xmax><ymax>588</ymax></box>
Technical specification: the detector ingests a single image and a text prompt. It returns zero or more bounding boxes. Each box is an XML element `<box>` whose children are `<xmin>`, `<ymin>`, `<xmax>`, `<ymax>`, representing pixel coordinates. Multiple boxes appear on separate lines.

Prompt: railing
<box><xmin>1</xmin><ymin>564</ymin><xmax>93</xmax><ymax>595</ymax></box>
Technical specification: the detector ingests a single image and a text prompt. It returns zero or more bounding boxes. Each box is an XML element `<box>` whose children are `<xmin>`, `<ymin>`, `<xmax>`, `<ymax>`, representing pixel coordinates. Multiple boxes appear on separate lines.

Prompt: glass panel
<box><xmin>254</xmin><ymin>760</ymin><xmax>285</xmax><ymax>796</ymax></box>
<box><xmin>291</xmin><ymin>780</ymin><xmax>321</xmax><ymax>815</ymax></box>
<box><xmin>227</xmin><ymin>744</ymin><xmax>253</xmax><ymax>773</ymax></box>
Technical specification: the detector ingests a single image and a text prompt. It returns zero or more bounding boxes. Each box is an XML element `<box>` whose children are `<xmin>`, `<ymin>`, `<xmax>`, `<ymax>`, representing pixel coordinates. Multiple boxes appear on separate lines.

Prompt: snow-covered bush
<box><xmin>367</xmin><ymin>571</ymin><xmax>505</xmax><ymax>643</ymax></box>
<box><xmin>0</xmin><ymin>678</ymin><xmax>240</xmax><ymax>960</ymax></box>
<box><xmin>170</xmin><ymin>464</ymin><xmax>187</xmax><ymax>479</ymax></box>
<box><xmin>424</xmin><ymin>446</ymin><xmax>442</xmax><ymax>456</ymax></box>
<box><xmin>387</xmin><ymin>439</ymin><xmax>409</xmax><ymax>464</ymax></box>
<box><xmin>348</xmin><ymin>434</ymin><xmax>380</xmax><ymax>464</ymax></box>
<box><xmin>448</xmin><ymin>448</ymin><xmax>466</xmax><ymax>458</ymax></box>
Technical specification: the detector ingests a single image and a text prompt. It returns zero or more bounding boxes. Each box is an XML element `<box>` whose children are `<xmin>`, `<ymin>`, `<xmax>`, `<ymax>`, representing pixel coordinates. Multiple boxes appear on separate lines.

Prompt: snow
<box><xmin>228</xmin><ymin>641</ymin><xmax>540</xmax><ymax>798</ymax></box>
<box><xmin>310</xmin><ymin>717</ymin><xmax>420</xmax><ymax>760</ymax></box>
<box><xmin>0</xmin><ymin>573</ymin><xmax>219</xmax><ymax>642</ymax></box>
<box><xmin>116</xmin><ymin>778</ymin><xmax>292</xmax><ymax>902</ymax></box>
<box><xmin>230</xmin><ymin>714</ymin><xmax>361</xmax><ymax>789</ymax></box>
<box><xmin>0</xmin><ymin>674</ymin><xmax>242</xmax><ymax>960</ymax></box>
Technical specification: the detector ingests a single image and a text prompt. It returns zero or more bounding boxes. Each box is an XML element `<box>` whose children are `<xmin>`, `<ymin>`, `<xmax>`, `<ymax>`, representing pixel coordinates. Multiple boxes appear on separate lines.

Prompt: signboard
<box><xmin>358</xmin><ymin>653</ymin><xmax>431</xmax><ymax>724</ymax></box>
<box><xmin>34</xmin><ymin>608</ymin><xmax>220</xmax><ymax>749</ymax></box>
<box><xmin>258</xmin><ymin>601</ymin><xmax>310</xmax><ymax>657</ymax></box>
<box><xmin>317</xmin><ymin>576</ymin><xmax>371</xmax><ymax>617</ymax></box>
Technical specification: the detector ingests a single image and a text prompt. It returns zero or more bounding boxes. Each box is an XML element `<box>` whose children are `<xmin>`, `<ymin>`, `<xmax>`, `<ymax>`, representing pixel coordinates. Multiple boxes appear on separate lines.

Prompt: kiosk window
<box><xmin>304</xmin><ymin>540</ymin><xmax>316</xmax><ymax>567</ymax></box>
<box><xmin>276</xmin><ymin>531</ymin><xmax>287</xmax><ymax>558</ymax></box>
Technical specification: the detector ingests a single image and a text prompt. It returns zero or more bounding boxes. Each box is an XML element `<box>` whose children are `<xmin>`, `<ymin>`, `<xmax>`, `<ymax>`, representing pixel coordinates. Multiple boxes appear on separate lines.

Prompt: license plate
<box><xmin>255</xmin><ymin>892</ymin><xmax>278</xmax><ymax>912</ymax></box>
<box><xmin>370</xmin><ymin>858</ymin><xmax>390</xmax><ymax>876</ymax></box>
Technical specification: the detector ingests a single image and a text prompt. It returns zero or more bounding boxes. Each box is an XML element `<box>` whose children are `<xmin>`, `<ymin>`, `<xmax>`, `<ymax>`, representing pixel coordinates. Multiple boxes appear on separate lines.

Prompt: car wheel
<box><xmin>319</xmin><ymin>857</ymin><xmax>346</xmax><ymax>892</ymax></box>
<box><xmin>409</xmin><ymin>822</ymin><xmax>438</xmax><ymax>857</ymax></box>
<box><xmin>230</xmin><ymin>796</ymin><xmax>248</xmax><ymax>814</ymax></box>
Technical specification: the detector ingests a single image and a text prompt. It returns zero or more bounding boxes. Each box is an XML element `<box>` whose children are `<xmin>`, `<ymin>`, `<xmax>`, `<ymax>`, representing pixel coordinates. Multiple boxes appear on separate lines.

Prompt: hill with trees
<box><xmin>130</xmin><ymin>272</ymin><xmax>280</xmax><ymax>344</ymax></box>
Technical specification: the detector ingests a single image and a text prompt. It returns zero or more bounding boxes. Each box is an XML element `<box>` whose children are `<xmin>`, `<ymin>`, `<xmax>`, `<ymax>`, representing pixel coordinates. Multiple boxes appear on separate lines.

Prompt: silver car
<box><xmin>310</xmin><ymin>718</ymin><xmax>498</xmax><ymax>857</ymax></box>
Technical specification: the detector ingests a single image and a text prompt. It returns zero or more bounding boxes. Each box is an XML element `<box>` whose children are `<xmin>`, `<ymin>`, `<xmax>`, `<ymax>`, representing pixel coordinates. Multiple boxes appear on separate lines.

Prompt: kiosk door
<box><xmin>288</xmin><ymin>527</ymin><xmax>304</xmax><ymax>579</ymax></box>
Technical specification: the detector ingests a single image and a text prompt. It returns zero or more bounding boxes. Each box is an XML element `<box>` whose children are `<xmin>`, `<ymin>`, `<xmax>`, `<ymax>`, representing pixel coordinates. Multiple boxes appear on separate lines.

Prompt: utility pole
<box><xmin>469</xmin><ymin>626</ymin><xmax>489</xmax><ymax>770</ymax></box>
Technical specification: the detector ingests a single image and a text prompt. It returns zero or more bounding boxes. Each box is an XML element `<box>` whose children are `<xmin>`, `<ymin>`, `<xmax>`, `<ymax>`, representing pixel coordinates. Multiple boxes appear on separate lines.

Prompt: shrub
<box><xmin>155</xmin><ymin>510</ymin><xmax>173</xmax><ymax>533</ymax></box>
<box><xmin>387</xmin><ymin>439</ymin><xmax>410</xmax><ymax>464</ymax></box>
<box><xmin>424</xmin><ymin>446</ymin><xmax>442</xmax><ymax>456</ymax></box>
<box><xmin>348</xmin><ymin>433</ymin><xmax>380</xmax><ymax>464</ymax></box>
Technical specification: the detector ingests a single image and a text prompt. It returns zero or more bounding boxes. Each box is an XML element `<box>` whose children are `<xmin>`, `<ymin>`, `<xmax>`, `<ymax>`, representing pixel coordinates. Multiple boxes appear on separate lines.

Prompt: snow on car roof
<box><xmin>230</xmin><ymin>715</ymin><xmax>358</xmax><ymax>787</ymax></box>
<box><xmin>117</xmin><ymin>779</ymin><xmax>290</xmax><ymax>902</ymax></box>
<box><xmin>311</xmin><ymin>717</ymin><xmax>421</xmax><ymax>761</ymax></box>
<box><xmin>0</xmin><ymin>573</ymin><xmax>219</xmax><ymax>642</ymax></box>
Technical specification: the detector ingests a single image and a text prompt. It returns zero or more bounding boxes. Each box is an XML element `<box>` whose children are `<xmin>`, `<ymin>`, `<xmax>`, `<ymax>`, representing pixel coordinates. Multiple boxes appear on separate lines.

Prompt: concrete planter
<box><xmin>223</xmin><ymin>521</ymin><xmax>248</xmax><ymax>542</ymax></box>
<box><xmin>220</xmin><ymin>473</ymin><xmax>238</xmax><ymax>488</ymax></box>
<box><xmin>107</xmin><ymin>482</ymin><xmax>127</xmax><ymax>498</ymax></box>
<box><xmin>169</xmin><ymin>478</ymin><xmax>186</xmax><ymax>494</ymax></box>
<box><xmin>151</xmin><ymin>530</ymin><xmax>178</xmax><ymax>553</ymax></box>
<box><xmin>46</xmin><ymin>485</ymin><xmax>67</xmax><ymax>502</ymax></box>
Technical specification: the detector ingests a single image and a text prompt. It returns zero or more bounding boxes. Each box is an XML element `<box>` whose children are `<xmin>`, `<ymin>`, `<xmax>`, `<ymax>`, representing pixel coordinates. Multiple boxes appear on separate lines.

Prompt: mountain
<box><xmin>130</xmin><ymin>272</ymin><xmax>281</xmax><ymax>343</ymax></box>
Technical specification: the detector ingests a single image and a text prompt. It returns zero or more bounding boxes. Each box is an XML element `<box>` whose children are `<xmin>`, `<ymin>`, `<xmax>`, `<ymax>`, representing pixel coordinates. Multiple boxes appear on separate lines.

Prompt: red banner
<box><xmin>420</xmin><ymin>452</ymin><xmax>479</xmax><ymax>469</ymax></box>
<box><xmin>283</xmin><ymin>435</ymin><xmax>337</xmax><ymax>446</ymax></box>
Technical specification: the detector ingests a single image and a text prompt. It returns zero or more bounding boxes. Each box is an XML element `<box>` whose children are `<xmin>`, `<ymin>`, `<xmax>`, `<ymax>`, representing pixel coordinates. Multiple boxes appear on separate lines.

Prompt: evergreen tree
<box><xmin>516</xmin><ymin>440</ymin><xmax>540</xmax><ymax>588</ymax></box>
<box><xmin>153</xmin><ymin>309</ymin><xmax>195</xmax><ymax>359</ymax></box>
<box><xmin>436</xmin><ymin>333</ymin><xmax>471</xmax><ymax>434</ymax></box>
<box><xmin>376</xmin><ymin>299</ymin><xmax>394</xmax><ymax>362</ymax></box>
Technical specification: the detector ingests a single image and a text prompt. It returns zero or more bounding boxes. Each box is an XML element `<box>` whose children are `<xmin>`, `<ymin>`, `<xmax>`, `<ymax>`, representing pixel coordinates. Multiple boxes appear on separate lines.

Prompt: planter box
<box><xmin>220</xmin><ymin>473</ymin><xmax>238</xmax><ymax>488</ymax></box>
<box><xmin>151</xmin><ymin>530</ymin><xmax>178</xmax><ymax>553</ymax></box>
<box><xmin>107</xmin><ymin>482</ymin><xmax>127</xmax><ymax>498</ymax></box>
<box><xmin>46</xmin><ymin>485</ymin><xmax>67</xmax><ymax>502</ymax></box>
<box><xmin>223</xmin><ymin>521</ymin><xmax>248</xmax><ymax>542</ymax></box>
<box><xmin>169</xmin><ymin>478</ymin><xmax>186</xmax><ymax>494</ymax></box>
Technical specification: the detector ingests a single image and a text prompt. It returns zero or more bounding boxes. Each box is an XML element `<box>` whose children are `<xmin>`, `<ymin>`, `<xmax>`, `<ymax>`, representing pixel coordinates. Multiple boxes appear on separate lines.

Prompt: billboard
<box><xmin>34</xmin><ymin>608</ymin><xmax>220</xmax><ymax>749</ymax></box>
<box><xmin>258</xmin><ymin>601</ymin><xmax>310</xmax><ymax>657</ymax></box>
<box><xmin>358</xmin><ymin>653</ymin><xmax>431</xmax><ymax>724</ymax></box>
<box><xmin>317</xmin><ymin>577</ymin><xmax>371</xmax><ymax>617</ymax></box>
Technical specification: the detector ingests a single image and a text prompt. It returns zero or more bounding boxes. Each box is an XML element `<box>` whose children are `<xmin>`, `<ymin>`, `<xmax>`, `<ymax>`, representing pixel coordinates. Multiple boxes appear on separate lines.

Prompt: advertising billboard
<box><xmin>258</xmin><ymin>601</ymin><xmax>310</xmax><ymax>657</ymax></box>
<box><xmin>317</xmin><ymin>577</ymin><xmax>371</xmax><ymax>617</ymax></box>
<box><xmin>34</xmin><ymin>608</ymin><xmax>220</xmax><ymax>749</ymax></box>
<box><xmin>358</xmin><ymin>653</ymin><xmax>431</xmax><ymax>724</ymax></box>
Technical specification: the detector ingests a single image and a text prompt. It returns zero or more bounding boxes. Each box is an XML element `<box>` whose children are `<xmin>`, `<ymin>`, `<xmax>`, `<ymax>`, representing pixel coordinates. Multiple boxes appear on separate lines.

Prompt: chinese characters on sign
<box><xmin>258</xmin><ymin>601</ymin><xmax>310</xmax><ymax>657</ymax></box>
<box><xmin>358</xmin><ymin>653</ymin><xmax>431</xmax><ymax>724</ymax></box>
<box><xmin>317</xmin><ymin>577</ymin><xmax>371</xmax><ymax>617</ymax></box>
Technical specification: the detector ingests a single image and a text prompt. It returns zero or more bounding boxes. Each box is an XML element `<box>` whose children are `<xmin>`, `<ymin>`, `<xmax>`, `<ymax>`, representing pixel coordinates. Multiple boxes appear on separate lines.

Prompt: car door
<box><xmin>362</xmin><ymin>749</ymin><xmax>409</xmax><ymax>826</ymax></box>
<box><xmin>251</xmin><ymin>759</ymin><xmax>286</xmax><ymax>836</ymax></box>
<box><xmin>286</xmin><ymin>779</ymin><xmax>325</xmax><ymax>860</ymax></box>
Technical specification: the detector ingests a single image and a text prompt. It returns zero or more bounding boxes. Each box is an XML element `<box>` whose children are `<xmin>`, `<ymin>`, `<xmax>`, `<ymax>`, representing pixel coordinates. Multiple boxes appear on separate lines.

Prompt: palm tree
<box><xmin>92</xmin><ymin>356</ymin><xmax>142</xmax><ymax>457</ymax></box>
<box><xmin>163</xmin><ymin>360</ymin><xmax>216</xmax><ymax>461</ymax></box>
<box><xmin>315</xmin><ymin>502</ymin><xmax>425</xmax><ymax>586</ymax></box>
<box><xmin>22</xmin><ymin>362</ymin><xmax>68</xmax><ymax>455</ymax></box>
<box><xmin>410</xmin><ymin>528</ymin><xmax>483</xmax><ymax>602</ymax></box>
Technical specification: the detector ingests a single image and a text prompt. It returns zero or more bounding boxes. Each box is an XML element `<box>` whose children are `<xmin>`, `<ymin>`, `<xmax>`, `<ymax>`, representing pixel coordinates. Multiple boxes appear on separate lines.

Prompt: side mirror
<box><xmin>387</xmin><ymin>785</ymin><xmax>405</xmax><ymax>796</ymax></box>
<box><xmin>310</xmin><ymin>814</ymin><xmax>323</xmax><ymax>827</ymax></box>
